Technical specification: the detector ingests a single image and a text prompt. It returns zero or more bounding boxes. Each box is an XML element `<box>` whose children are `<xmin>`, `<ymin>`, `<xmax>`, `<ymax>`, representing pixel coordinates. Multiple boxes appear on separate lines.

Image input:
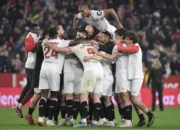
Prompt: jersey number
<box><xmin>87</xmin><ymin>48</ymin><xmax>95</xmax><ymax>56</ymax></box>
<box><xmin>44</xmin><ymin>46</ymin><xmax>58</xmax><ymax>59</ymax></box>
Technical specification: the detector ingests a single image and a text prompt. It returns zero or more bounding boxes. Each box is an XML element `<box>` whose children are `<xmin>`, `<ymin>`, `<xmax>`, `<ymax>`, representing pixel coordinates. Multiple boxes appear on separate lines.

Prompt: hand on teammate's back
<box><xmin>42</xmin><ymin>39</ymin><xmax>48</xmax><ymax>44</ymax></box>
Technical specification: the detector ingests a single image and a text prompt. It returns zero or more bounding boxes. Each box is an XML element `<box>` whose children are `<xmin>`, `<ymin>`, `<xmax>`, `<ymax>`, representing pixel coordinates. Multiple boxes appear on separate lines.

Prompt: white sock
<box><xmin>15</xmin><ymin>102</ymin><xmax>19</xmax><ymax>107</ymax></box>
<box><xmin>81</xmin><ymin>118</ymin><xmax>87</xmax><ymax>123</ymax></box>
<box><xmin>18</xmin><ymin>103</ymin><xmax>23</xmax><ymax>109</ymax></box>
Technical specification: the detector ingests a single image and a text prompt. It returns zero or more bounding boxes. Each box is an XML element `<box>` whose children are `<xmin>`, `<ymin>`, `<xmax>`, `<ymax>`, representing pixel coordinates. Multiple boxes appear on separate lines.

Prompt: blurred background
<box><xmin>0</xmin><ymin>0</ymin><xmax>180</xmax><ymax>108</ymax></box>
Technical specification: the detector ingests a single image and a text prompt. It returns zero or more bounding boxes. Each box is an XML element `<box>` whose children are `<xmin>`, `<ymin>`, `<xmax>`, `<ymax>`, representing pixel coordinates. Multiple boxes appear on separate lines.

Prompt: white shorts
<box><xmin>63</xmin><ymin>72</ymin><xmax>83</xmax><ymax>94</ymax></box>
<box><xmin>81</xmin><ymin>69</ymin><xmax>103</xmax><ymax>94</ymax></box>
<box><xmin>102</xmin><ymin>75</ymin><xmax>114</xmax><ymax>96</ymax></box>
<box><xmin>129</xmin><ymin>79</ymin><xmax>143</xmax><ymax>96</ymax></box>
<box><xmin>115</xmin><ymin>77</ymin><xmax>130</xmax><ymax>93</ymax></box>
<box><xmin>39</xmin><ymin>70</ymin><xmax>60</xmax><ymax>91</ymax></box>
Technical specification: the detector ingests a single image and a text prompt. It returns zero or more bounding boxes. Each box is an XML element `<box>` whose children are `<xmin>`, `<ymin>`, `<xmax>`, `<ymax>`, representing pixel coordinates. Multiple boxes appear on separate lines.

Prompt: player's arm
<box><xmin>84</xmin><ymin>55</ymin><xmax>103</xmax><ymax>62</ymax></box>
<box><xmin>90</xmin><ymin>48</ymin><xmax>119</xmax><ymax>60</ymax></box>
<box><xmin>25</xmin><ymin>35</ymin><xmax>38</xmax><ymax>52</ymax></box>
<box><xmin>43</xmin><ymin>39</ymin><xmax>71</xmax><ymax>53</ymax></box>
<box><xmin>103</xmin><ymin>9</ymin><xmax>123</xmax><ymax>28</ymax></box>
<box><xmin>73</xmin><ymin>14</ymin><xmax>80</xmax><ymax>28</ymax></box>
<box><xmin>117</xmin><ymin>44</ymin><xmax>139</xmax><ymax>53</ymax></box>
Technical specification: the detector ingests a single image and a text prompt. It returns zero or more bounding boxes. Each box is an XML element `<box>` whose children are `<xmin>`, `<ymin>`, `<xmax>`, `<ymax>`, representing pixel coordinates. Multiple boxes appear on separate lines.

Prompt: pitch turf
<box><xmin>0</xmin><ymin>107</ymin><xmax>180</xmax><ymax>130</ymax></box>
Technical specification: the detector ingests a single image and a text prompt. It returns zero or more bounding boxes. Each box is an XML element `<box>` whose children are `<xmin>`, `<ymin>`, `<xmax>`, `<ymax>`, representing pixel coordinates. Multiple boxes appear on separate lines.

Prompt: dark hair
<box><xmin>30</xmin><ymin>24</ymin><xmax>39</xmax><ymax>29</ymax></box>
<box><xmin>115</xmin><ymin>28</ymin><xmax>127</xmax><ymax>36</ymax></box>
<box><xmin>65</xmin><ymin>28</ymin><xmax>77</xmax><ymax>40</ymax></box>
<box><xmin>77</xmin><ymin>28</ymin><xmax>87</xmax><ymax>34</ymax></box>
<box><xmin>101</xmin><ymin>30</ymin><xmax>111</xmax><ymax>39</ymax></box>
<box><xmin>78</xmin><ymin>3</ymin><xmax>89</xmax><ymax>9</ymax></box>
<box><xmin>125</xmin><ymin>31</ymin><xmax>139</xmax><ymax>43</ymax></box>
<box><xmin>48</xmin><ymin>26</ymin><xmax>58</xmax><ymax>38</ymax></box>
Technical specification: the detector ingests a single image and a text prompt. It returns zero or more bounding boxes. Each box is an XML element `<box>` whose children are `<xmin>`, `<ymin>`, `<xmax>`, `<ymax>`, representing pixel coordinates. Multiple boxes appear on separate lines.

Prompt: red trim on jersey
<box><xmin>117</xmin><ymin>44</ymin><xmax>139</xmax><ymax>53</ymax></box>
<box><xmin>25</xmin><ymin>34</ymin><xmax>38</xmax><ymax>52</ymax></box>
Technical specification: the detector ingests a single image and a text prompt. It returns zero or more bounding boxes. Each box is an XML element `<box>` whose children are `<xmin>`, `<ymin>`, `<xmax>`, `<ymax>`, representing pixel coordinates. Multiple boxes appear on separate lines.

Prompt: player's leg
<box><xmin>130</xmin><ymin>79</ymin><xmax>155</xmax><ymax>127</ymax></box>
<box><xmin>73</xmin><ymin>94</ymin><xmax>80</xmax><ymax>121</ymax></box>
<box><xmin>25</xmin><ymin>91</ymin><xmax>41</xmax><ymax>125</ymax></box>
<box><xmin>87</xmin><ymin>94</ymin><xmax>93</xmax><ymax>124</ymax></box>
<box><xmin>64</xmin><ymin>72</ymin><xmax>75</xmax><ymax>125</ymax></box>
<box><xmin>73</xmin><ymin>74</ymin><xmax>82</xmax><ymax>123</ymax></box>
<box><xmin>133</xmin><ymin>104</ymin><xmax>146</xmax><ymax>127</ymax></box>
<box><xmin>115</xmin><ymin>78</ymin><xmax>127</xmax><ymax>123</ymax></box>
<box><xmin>59</xmin><ymin>94</ymin><xmax>67</xmax><ymax>126</ymax></box>
<box><xmin>13</xmin><ymin>68</ymin><xmax>33</xmax><ymax>118</ymax></box>
<box><xmin>46</xmin><ymin>71</ymin><xmax>60</xmax><ymax>126</ymax></box>
<box><xmin>91</xmin><ymin>71</ymin><xmax>104</xmax><ymax>127</ymax></box>
<box><xmin>116</xmin><ymin>79</ymin><xmax>132</xmax><ymax>127</ymax></box>
<box><xmin>103</xmin><ymin>78</ymin><xmax>115</xmax><ymax>127</ymax></box>
<box><xmin>73</xmin><ymin>71</ymin><xmax>95</xmax><ymax>127</ymax></box>
<box><xmin>37</xmin><ymin>70</ymin><xmax>49</xmax><ymax>126</ymax></box>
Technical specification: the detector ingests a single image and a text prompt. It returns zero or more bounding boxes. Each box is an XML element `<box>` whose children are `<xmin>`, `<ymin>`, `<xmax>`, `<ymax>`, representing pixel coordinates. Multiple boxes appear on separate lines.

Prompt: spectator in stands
<box><xmin>0</xmin><ymin>0</ymin><xmax>179</xmax><ymax>75</ymax></box>
<box><xmin>170</xmin><ymin>55</ymin><xmax>180</xmax><ymax>75</ymax></box>
<box><xmin>11</xmin><ymin>53</ymin><xmax>23</xmax><ymax>73</ymax></box>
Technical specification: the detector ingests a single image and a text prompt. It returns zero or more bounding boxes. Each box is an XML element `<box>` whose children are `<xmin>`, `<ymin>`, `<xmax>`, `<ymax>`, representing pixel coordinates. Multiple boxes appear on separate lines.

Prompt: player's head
<box><xmin>98</xmin><ymin>30</ymin><xmax>111</xmax><ymax>43</ymax></box>
<box><xmin>114</xmin><ymin>28</ymin><xmax>127</xmax><ymax>44</ymax></box>
<box><xmin>85</xmin><ymin>25</ymin><xmax>94</xmax><ymax>38</ymax></box>
<box><xmin>30</xmin><ymin>24</ymin><xmax>40</xmax><ymax>35</ymax></box>
<box><xmin>57</xmin><ymin>25</ymin><xmax>64</xmax><ymax>39</ymax></box>
<box><xmin>124</xmin><ymin>31</ymin><xmax>139</xmax><ymax>44</ymax></box>
<box><xmin>48</xmin><ymin>26</ymin><xmax>58</xmax><ymax>38</ymax></box>
<box><xmin>76</xmin><ymin>28</ymin><xmax>87</xmax><ymax>40</ymax></box>
<box><xmin>65</xmin><ymin>28</ymin><xmax>77</xmax><ymax>40</ymax></box>
<box><xmin>78</xmin><ymin>3</ymin><xmax>90</xmax><ymax>17</ymax></box>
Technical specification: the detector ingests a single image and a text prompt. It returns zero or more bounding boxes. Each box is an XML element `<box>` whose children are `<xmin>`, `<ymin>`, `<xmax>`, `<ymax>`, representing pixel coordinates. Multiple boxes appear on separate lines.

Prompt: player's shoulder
<box><xmin>91</xmin><ymin>10</ymin><xmax>103</xmax><ymax>17</ymax></box>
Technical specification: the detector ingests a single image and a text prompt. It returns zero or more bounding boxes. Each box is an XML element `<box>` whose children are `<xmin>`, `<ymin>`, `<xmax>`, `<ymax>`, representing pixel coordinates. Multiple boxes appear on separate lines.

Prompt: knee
<box><xmin>66</xmin><ymin>94</ymin><xmax>73</xmax><ymax>100</ymax></box>
<box><xmin>93</xmin><ymin>94</ymin><xmax>101</xmax><ymax>103</ymax></box>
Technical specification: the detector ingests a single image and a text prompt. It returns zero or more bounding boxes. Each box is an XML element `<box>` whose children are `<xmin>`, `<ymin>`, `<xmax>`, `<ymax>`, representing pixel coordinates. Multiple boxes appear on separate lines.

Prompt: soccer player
<box><xmin>73</xmin><ymin>3</ymin><xmax>123</xmax><ymax>36</ymax></box>
<box><xmin>117</xmin><ymin>31</ymin><xmax>155</xmax><ymax>127</ymax></box>
<box><xmin>62</xmin><ymin>29</ymin><xmax>84</xmax><ymax>126</ymax></box>
<box><xmin>37</xmin><ymin>26</ymin><xmax>71</xmax><ymax>126</ymax></box>
<box><xmin>88</xmin><ymin>28</ymin><xmax>132</xmax><ymax>126</ymax></box>
<box><xmin>13</xmin><ymin>24</ymin><xmax>40</xmax><ymax>118</ymax></box>
<box><xmin>25</xmin><ymin>25</ymin><xmax>65</xmax><ymax>125</ymax></box>
<box><xmin>43</xmin><ymin>38</ymin><xmax>104</xmax><ymax>127</ymax></box>
<box><xmin>24</xmin><ymin>31</ymin><xmax>47</xmax><ymax>125</ymax></box>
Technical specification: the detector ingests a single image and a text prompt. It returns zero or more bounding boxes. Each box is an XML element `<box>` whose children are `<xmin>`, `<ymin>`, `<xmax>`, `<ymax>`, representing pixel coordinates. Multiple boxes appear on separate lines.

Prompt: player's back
<box><xmin>41</xmin><ymin>38</ymin><xmax>69</xmax><ymax>74</ymax></box>
<box><xmin>70</xmin><ymin>43</ymin><xmax>102</xmax><ymax>71</ymax></box>
<box><xmin>64</xmin><ymin>53</ymin><xmax>83</xmax><ymax>74</ymax></box>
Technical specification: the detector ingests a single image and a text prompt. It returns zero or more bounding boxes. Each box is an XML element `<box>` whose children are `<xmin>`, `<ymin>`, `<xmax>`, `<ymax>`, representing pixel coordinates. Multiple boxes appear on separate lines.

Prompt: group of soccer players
<box><xmin>12</xmin><ymin>3</ymin><xmax>155</xmax><ymax>128</ymax></box>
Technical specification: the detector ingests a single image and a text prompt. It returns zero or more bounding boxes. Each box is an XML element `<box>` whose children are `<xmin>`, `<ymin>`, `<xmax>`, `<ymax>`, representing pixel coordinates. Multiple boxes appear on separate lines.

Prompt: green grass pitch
<box><xmin>0</xmin><ymin>107</ymin><xmax>180</xmax><ymax>130</ymax></box>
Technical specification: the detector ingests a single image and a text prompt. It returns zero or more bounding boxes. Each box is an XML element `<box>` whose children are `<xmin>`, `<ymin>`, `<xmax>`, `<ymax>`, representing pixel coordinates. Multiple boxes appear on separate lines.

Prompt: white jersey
<box><xmin>25</xmin><ymin>32</ymin><xmax>39</xmax><ymax>69</ymax></box>
<box><xmin>127</xmin><ymin>43</ymin><xmax>144</xmax><ymax>79</ymax></box>
<box><xmin>77</xmin><ymin>10</ymin><xmax>116</xmax><ymax>36</ymax></box>
<box><xmin>69</xmin><ymin>43</ymin><xmax>102</xmax><ymax>71</ymax></box>
<box><xmin>64</xmin><ymin>53</ymin><xmax>83</xmax><ymax>74</ymax></box>
<box><xmin>41</xmin><ymin>38</ymin><xmax>70</xmax><ymax>74</ymax></box>
<box><xmin>100</xmin><ymin>52</ymin><xmax>113</xmax><ymax>77</ymax></box>
<box><xmin>112</xmin><ymin>44</ymin><xmax>128</xmax><ymax>80</ymax></box>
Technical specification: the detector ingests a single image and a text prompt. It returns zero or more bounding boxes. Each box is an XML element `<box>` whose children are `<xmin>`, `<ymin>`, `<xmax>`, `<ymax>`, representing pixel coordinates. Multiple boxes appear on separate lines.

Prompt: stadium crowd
<box><xmin>0</xmin><ymin>0</ymin><xmax>180</xmax><ymax>75</ymax></box>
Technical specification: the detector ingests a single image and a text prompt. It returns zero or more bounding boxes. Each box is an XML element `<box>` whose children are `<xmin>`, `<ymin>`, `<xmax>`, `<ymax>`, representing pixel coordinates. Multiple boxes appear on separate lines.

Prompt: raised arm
<box><xmin>103</xmin><ymin>8</ymin><xmax>123</xmax><ymax>28</ymax></box>
<box><xmin>73</xmin><ymin>14</ymin><xmax>80</xmax><ymax>28</ymax></box>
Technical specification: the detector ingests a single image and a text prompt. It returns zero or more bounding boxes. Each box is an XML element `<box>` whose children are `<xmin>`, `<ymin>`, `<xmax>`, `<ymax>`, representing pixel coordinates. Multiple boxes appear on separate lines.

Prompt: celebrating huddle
<box><xmin>12</xmin><ymin>3</ymin><xmax>155</xmax><ymax>128</ymax></box>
